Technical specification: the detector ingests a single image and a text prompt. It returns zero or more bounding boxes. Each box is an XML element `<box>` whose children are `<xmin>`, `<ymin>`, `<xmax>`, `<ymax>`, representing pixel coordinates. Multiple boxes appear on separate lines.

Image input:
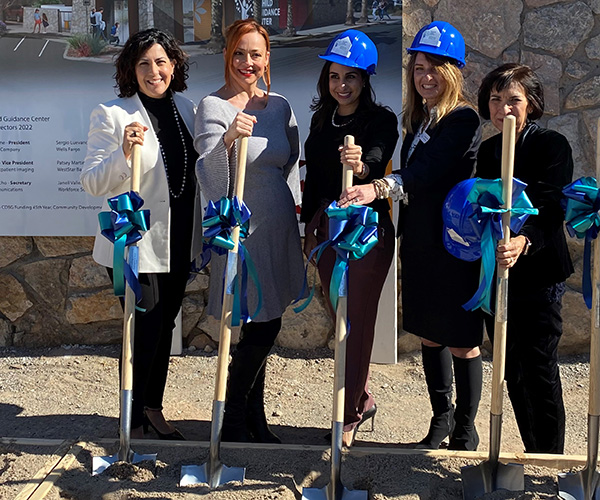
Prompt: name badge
<box><xmin>420</xmin><ymin>131</ymin><xmax>430</xmax><ymax>143</ymax></box>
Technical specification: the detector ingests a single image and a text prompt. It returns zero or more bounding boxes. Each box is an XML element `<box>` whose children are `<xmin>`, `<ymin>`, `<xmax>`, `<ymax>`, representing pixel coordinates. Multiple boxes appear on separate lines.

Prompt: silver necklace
<box><xmin>331</xmin><ymin>105</ymin><xmax>354</xmax><ymax>128</ymax></box>
<box><xmin>157</xmin><ymin>94</ymin><xmax>188</xmax><ymax>199</ymax></box>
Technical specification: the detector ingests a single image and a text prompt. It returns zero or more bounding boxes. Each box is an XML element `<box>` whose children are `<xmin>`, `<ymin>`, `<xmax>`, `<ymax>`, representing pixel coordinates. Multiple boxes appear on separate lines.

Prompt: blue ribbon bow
<box><xmin>294</xmin><ymin>201</ymin><xmax>379</xmax><ymax>314</ymax></box>
<box><xmin>461</xmin><ymin>178</ymin><xmax>538</xmax><ymax>314</ymax></box>
<box><xmin>562</xmin><ymin>176</ymin><xmax>600</xmax><ymax>309</ymax></box>
<box><xmin>98</xmin><ymin>191</ymin><xmax>150</xmax><ymax>302</ymax></box>
<box><xmin>197</xmin><ymin>196</ymin><xmax>262</xmax><ymax>326</ymax></box>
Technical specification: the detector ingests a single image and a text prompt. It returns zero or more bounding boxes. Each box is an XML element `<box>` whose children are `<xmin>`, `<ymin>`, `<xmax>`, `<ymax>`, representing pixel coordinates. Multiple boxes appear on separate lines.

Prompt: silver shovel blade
<box><xmin>92</xmin><ymin>451</ymin><xmax>157</xmax><ymax>476</ymax></box>
<box><xmin>180</xmin><ymin>463</ymin><xmax>245</xmax><ymax>487</ymax></box>
<box><xmin>302</xmin><ymin>485</ymin><xmax>368</xmax><ymax>500</ymax></box>
<box><xmin>462</xmin><ymin>461</ymin><xmax>524</xmax><ymax>500</ymax></box>
<box><xmin>558</xmin><ymin>469</ymin><xmax>600</xmax><ymax>500</ymax></box>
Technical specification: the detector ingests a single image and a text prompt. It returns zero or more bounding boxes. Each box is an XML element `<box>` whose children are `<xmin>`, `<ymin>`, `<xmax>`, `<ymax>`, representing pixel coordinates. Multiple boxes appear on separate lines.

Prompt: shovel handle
<box><xmin>332</xmin><ymin>135</ymin><xmax>355</xmax><ymax>425</ymax></box>
<box><xmin>591</xmin><ymin>118</ymin><xmax>600</xmax><ymax>416</ymax></box>
<box><xmin>490</xmin><ymin>115</ymin><xmax>515</xmax><ymax>417</ymax></box>
<box><xmin>214</xmin><ymin>136</ymin><xmax>249</xmax><ymax>403</ymax></box>
<box><xmin>131</xmin><ymin>143</ymin><xmax>142</xmax><ymax>193</ymax></box>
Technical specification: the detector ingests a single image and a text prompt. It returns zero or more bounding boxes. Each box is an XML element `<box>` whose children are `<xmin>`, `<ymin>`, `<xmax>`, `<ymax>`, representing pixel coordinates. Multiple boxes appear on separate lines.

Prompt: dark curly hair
<box><xmin>114</xmin><ymin>28</ymin><xmax>189</xmax><ymax>98</ymax></box>
<box><xmin>477</xmin><ymin>63</ymin><xmax>544</xmax><ymax>121</ymax></box>
<box><xmin>310</xmin><ymin>60</ymin><xmax>378</xmax><ymax>132</ymax></box>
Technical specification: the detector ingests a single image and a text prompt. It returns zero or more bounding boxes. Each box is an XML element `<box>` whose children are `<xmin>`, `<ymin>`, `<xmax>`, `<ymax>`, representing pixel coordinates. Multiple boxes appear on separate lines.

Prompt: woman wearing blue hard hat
<box><xmin>476</xmin><ymin>64</ymin><xmax>573</xmax><ymax>453</ymax></box>
<box><xmin>340</xmin><ymin>20</ymin><xmax>484</xmax><ymax>450</ymax></box>
<box><xmin>301</xmin><ymin>29</ymin><xmax>399</xmax><ymax>447</ymax></box>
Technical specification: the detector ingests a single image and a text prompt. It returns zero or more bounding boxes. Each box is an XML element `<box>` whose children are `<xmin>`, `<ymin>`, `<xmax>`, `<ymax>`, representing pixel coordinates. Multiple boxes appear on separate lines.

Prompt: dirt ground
<box><xmin>0</xmin><ymin>344</ymin><xmax>590</xmax><ymax>499</ymax></box>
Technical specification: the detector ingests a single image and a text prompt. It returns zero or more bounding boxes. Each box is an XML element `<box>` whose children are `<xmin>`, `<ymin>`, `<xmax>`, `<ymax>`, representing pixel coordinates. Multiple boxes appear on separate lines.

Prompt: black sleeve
<box><xmin>360</xmin><ymin>109</ymin><xmax>399</xmax><ymax>182</ymax></box>
<box><xmin>518</xmin><ymin>133</ymin><xmax>574</xmax><ymax>254</ymax></box>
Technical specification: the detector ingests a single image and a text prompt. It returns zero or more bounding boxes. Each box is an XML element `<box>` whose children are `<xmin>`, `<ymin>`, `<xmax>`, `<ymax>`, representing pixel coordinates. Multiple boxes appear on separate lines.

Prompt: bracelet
<box><xmin>371</xmin><ymin>178</ymin><xmax>390</xmax><ymax>200</ymax></box>
<box><xmin>355</xmin><ymin>162</ymin><xmax>370</xmax><ymax>180</ymax></box>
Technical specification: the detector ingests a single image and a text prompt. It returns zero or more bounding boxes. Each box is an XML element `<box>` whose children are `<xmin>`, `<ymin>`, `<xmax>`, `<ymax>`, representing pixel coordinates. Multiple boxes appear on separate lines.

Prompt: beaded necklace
<box><xmin>156</xmin><ymin>94</ymin><xmax>188</xmax><ymax>199</ymax></box>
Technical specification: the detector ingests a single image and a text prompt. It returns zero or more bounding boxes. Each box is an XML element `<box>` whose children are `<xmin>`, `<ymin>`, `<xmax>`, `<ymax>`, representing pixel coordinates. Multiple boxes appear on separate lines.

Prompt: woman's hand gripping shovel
<box><xmin>92</xmin><ymin>143</ymin><xmax>157</xmax><ymax>475</ymax></box>
<box><xmin>180</xmin><ymin>137</ymin><xmax>249</xmax><ymax>488</ymax></box>
<box><xmin>461</xmin><ymin>115</ymin><xmax>525</xmax><ymax>499</ymax></box>
<box><xmin>302</xmin><ymin>136</ymin><xmax>368</xmax><ymax>500</ymax></box>
<box><xmin>558</xmin><ymin>118</ymin><xmax>600</xmax><ymax>500</ymax></box>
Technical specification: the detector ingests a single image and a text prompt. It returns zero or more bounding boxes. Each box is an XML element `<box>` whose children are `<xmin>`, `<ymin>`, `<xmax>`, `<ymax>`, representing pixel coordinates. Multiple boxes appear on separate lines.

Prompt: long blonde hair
<box><xmin>403</xmin><ymin>52</ymin><xmax>469</xmax><ymax>133</ymax></box>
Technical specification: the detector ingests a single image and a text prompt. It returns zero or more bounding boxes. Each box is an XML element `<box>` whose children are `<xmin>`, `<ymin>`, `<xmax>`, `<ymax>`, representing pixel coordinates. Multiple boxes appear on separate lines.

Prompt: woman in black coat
<box><xmin>476</xmin><ymin>63</ymin><xmax>574</xmax><ymax>453</ymax></box>
<box><xmin>340</xmin><ymin>21</ymin><xmax>484</xmax><ymax>451</ymax></box>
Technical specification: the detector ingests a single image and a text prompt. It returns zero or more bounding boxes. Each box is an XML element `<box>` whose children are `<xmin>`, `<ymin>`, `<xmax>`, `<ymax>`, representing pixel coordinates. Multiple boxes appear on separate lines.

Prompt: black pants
<box><xmin>109</xmin><ymin>268</ymin><xmax>189</xmax><ymax>429</ymax></box>
<box><xmin>485</xmin><ymin>291</ymin><xmax>566</xmax><ymax>453</ymax></box>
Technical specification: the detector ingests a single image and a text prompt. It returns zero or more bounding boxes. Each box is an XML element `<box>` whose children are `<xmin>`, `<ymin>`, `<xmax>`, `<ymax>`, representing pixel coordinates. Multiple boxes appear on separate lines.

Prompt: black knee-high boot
<box><xmin>449</xmin><ymin>354</ymin><xmax>482</xmax><ymax>451</ymax></box>
<box><xmin>222</xmin><ymin>343</ymin><xmax>272</xmax><ymax>442</ymax></box>
<box><xmin>246</xmin><ymin>359</ymin><xmax>281</xmax><ymax>443</ymax></box>
<box><xmin>416</xmin><ymin>344</ymin><xmax>454</xmax><ymax>449</ymax></box>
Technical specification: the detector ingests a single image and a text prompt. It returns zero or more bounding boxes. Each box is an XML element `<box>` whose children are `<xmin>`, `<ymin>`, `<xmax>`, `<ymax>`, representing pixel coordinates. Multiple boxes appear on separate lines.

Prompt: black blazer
<box><xmin>476</xmin><ymin>122</ymin><xmax>574</xmax><ymax>293</ymax></box>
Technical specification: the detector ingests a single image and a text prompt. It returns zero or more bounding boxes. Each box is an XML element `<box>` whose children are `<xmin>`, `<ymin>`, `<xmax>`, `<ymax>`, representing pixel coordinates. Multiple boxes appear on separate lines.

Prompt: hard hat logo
<box><xmin>419</xmin><ymin>26</ymin><xmax>443</xmax><ymax>48</ymax></box>
<box><xmin>330</xmin><ymin>36</ymin><xmax>353</xmax><ymax>58</ymax></box>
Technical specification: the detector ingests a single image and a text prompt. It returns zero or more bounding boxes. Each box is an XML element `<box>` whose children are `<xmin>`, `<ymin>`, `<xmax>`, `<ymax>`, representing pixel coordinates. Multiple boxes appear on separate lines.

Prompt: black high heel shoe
<box><xmin>143</xmin><ymin>412</ymin><xmax>186</xmax><ymax>441</ymax></box>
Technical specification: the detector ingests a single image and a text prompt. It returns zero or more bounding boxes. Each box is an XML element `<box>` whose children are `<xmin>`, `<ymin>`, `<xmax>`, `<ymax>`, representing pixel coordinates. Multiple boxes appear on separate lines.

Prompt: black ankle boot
<box><xmin>247</xmin><ymin>361</ymin><xmax>281</xmax><ymax>443</ymax></box>
<box><xmin>222</xmin><ymin>344</ymin><xmax>272</xmax><ymax>442</ymax></box>
<box><xmin>416</xmin><ymin>344</ymin><xmax>454</xmax><ymax>449</ymax></box>
<box><xmin>448</xmin><ymin>355</ymin><xmax>482</xmax><ymax>451</ymax></box>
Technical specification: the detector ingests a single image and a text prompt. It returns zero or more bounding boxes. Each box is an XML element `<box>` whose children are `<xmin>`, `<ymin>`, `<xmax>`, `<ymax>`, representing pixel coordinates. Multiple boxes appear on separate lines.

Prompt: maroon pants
<box><xmin>315</xmin><ymin>213</ymin><xmax>395</xmax><ymax>431</ymax></box>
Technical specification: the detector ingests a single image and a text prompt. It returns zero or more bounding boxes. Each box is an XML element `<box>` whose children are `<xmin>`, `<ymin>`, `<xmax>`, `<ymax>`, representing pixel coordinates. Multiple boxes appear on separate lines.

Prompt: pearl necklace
<box><xmin>156</xmin><ymin>94</ymin><xmax>188</xmax><ymax>199</ymax></box>
<box><xmin>331</xmin><ymin>105</ymin><xmax>354</xmax><ymax>128</ymax></box>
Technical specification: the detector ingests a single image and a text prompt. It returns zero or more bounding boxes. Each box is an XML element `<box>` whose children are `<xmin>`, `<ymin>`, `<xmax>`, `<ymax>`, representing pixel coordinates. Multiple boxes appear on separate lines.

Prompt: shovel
<box><xmin>180</xmin><ymin>136</ymin><xmax>248</xmax><ymax>488</ymax></box>
<box><xmin>558</xmin><ymin>118</ymin><xmax>600</xmax><ymax>500</ymax></box>
<box><xmin>93</xmin><ymin>143</ymin><xmax>157</xmax><ymax>475</ymax></box>
<box><xmin>462</xmin><ymin>115</ymin><xmax>525</xmax><ymax>499</ymax></box>
<box><xmin>302</xmin><ymin>135</ymin><xmax>368</xmax><ymax>500</ymax></box>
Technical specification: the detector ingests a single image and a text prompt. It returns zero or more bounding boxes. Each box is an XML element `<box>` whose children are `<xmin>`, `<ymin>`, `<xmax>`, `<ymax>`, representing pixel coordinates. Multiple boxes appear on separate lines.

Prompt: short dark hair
<box><xmin>310</xmin><ymin>60</ymin><xmax>377</xmax><ymax>132</ymax></box>
<box><xmin>477</xmin><ymin>63</ymin><xmax>544</xmax><ymax>121</ymax></box>
<box><xmin>114</xmin><ymin>28</ymin><xmax>189</xmax><ymax>98</ymax></box>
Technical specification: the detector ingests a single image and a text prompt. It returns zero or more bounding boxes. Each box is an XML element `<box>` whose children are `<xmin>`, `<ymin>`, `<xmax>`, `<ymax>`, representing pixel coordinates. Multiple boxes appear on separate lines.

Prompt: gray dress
<box><xmin>194</xmin><ymin>92</ymin><xmax>305</xmax><ymax>322</ymax></box>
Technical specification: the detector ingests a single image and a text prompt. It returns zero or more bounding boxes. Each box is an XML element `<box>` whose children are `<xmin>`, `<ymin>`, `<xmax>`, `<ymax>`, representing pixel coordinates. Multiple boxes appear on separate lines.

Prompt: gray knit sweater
<box><xmin>194</xmin><ymin>92</ymin><xmax>305</xmax><ymax>321</ymax></box>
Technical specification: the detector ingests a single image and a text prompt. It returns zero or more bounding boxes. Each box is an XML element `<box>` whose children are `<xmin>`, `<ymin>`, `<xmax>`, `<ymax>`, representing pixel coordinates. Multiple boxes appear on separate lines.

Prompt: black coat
<box><xmin>397</xmin><ymin>106</ymin><xmax>484</xmax><ymax>346</ymax></box>
<box><xmin>476</xmin><ymin>122</ymin><xmax>574</xmax><ymax>297</ymax></box>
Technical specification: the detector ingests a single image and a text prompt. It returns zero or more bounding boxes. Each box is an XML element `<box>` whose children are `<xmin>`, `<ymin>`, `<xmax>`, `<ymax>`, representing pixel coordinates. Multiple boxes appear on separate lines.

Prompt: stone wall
<box><xmin>0</xmin><ymin>236</ymin><xmax>333</xmax><ymax>351</ymax></box>
<box><xmin>403</xmin><ymin>0</ymin><xmax>600</xmax><ymax>354</ymax></box>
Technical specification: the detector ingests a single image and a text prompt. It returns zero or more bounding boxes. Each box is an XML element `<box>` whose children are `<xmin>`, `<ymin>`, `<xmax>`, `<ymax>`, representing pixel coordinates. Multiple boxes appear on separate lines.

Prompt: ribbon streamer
<box><xmin>294</xmin><ymin>201</ymin><xmax>379</xmax><ymax>313</ymax></box>
<box><xmin>461</xmin><ymin>178</ymin><xmax>538</xmax><ymax>314</ymax></box>
<box><xmin>197</xmin><ymin>196</ymin><xmax>261</xmax><ymax>326</ymax></box>
<box><xmin>562</xmin><ymin>176</ymin><xmax>600</xmax><ymax>309</ymax></box>
<box><xmin>98</xmin><ymin>191</ymin><xmax>150</xmax><ymax>302</ymax></box>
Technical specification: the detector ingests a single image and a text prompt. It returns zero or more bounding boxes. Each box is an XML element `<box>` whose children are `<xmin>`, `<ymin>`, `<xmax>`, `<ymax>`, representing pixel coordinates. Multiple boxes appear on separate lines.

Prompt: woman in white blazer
<box><xmin>81</xmin><ymin>28</ymin><xmax>202</xmax><ymax>440</ymax></box>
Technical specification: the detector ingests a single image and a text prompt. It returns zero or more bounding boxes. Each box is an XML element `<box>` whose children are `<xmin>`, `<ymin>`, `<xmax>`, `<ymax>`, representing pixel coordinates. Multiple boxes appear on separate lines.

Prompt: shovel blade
<box><xmin>461</xmin><ymin>461</ymin><xmax>524</xmax><ymax>500</ymax></box>
<box><xmin>92</xmin><ymin>451</ymin><xmax>157</xmax><ymax>476</ymax></box>
<box><xmin>302</xmin><ymin>485</ymin><xmax>368</xmax><ymax>500</ymax></box>
<box><xmin>558</xmin><ymin>469</ymin><xmax>600</xmax><ymax>500</ymax></box>
<box><xmin>180</xmin><ymin>463</ymin><xmax>245</xmax><ymax>488</ymax></box>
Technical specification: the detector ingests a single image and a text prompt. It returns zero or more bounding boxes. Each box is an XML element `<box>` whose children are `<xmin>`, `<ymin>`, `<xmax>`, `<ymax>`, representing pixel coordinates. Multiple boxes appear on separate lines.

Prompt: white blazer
<box><xmin>81</xmin><ymin>93</ymin><xmax>203</xmax><ymax>273</ymax></box>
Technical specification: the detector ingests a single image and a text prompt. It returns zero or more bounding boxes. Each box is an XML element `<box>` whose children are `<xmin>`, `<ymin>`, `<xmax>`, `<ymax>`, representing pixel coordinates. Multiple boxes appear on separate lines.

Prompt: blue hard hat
<box><xmin>442</xmin><ymin>178</ymin><xmax>482</xmax><ymax>261</ymax></box>
<box><xmin>407</xmin><ymin>21</ymin><xmax>466</xmax><ymax>68</ymax></box>
<box><xmin>319</xmin><ymin>29</ymin><xmax>378</xmax><ymax>75</ymax></box>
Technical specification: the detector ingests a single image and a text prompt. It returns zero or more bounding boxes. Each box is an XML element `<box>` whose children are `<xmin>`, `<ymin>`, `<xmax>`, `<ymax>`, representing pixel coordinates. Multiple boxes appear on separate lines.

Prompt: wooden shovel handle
<box><xmin>214</xmin><ymin>136</ymin><xmax>249</xmax><ymax>403</ymax></box>
<box><xmin>590</xmin><ymin>118</ymin><xmax>600</xmax><ymax>416</ymax></box>
<box><xmin>131</xmin><ymin>143</ymin><xmax>142</xmax><ymax>193</ymax></box>
<box><xmin>490</xmin><ymin>115</ymin><xmax>515</xmax><ymax>416</ymax></box>
<box><xmin>333</xmin><ymin>135</ymin><xmax>355</xmax><ymax>425</ymax></box>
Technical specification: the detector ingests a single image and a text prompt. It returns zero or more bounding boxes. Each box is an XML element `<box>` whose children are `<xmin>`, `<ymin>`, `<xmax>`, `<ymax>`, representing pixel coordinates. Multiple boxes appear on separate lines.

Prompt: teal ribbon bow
<box><xmin>98</xmin><ymin>191</ymin><xmax>150</xmax><ymax>301</ymax></box>
<box><xmin>562</xmin><ymin>176</ymin><xmax>600</xmax><ymax>309</ymax></box>
<box><xmin>462</xmin><ymin>178</ymin><xmax>538</xmax><ymax>314</ymax></box>
<box><xmin>197</xmin><ymin>196</ymin><xmax>262</xmax><ymax>326</ymax></box>
<box><xmin>294</xmin><ymin>201</ymin><xmax>379</xmax><ymax>313</ymax></box>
